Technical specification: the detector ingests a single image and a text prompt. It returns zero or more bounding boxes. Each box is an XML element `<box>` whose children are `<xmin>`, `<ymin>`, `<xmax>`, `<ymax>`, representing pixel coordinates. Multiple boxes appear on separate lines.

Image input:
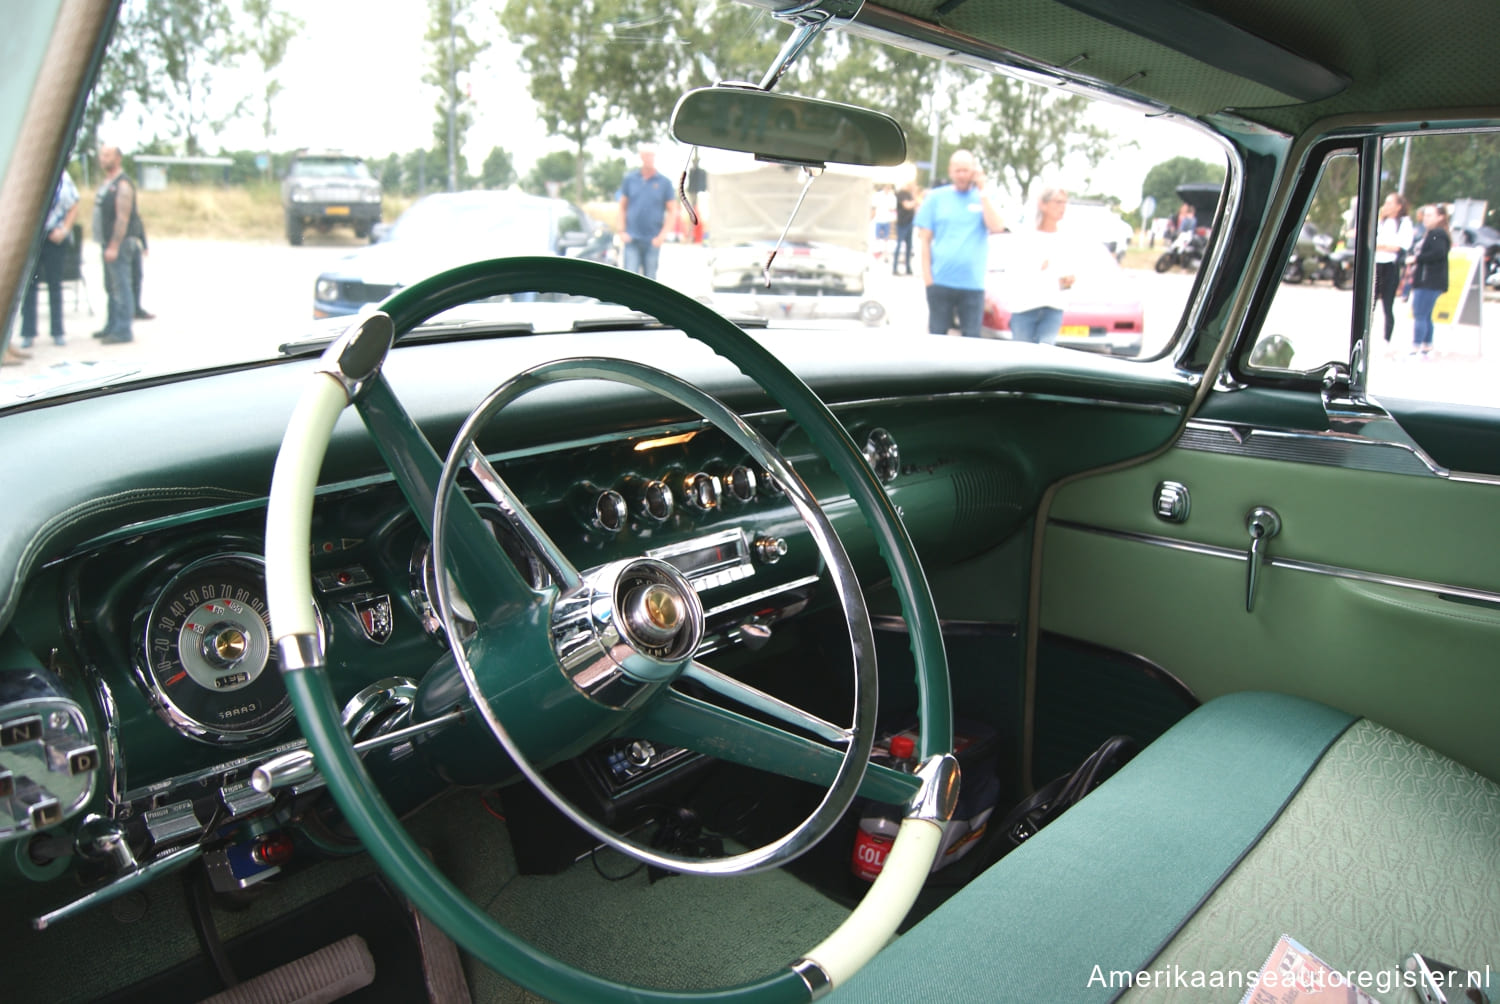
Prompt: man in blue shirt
<box><xmin>617</xmin><ymin>146</ymin><xmax>678</xmax><ymax>281</ymax></box>
<box><xmin>915</xmin><ymin>149</ymin><xmax>1005</xmax><ymax>337</ymax></box>
<box><xmin>19</xmin><ymin>172</ymin><xmax>80</xmax><ymax>349</ymax></box>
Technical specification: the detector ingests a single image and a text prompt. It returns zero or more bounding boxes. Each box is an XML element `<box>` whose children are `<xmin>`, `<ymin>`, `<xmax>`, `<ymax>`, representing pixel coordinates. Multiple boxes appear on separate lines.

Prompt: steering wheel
<box><xmin>265</xmin><ymin>256</ymin><xmax>954</xmax><ymax>1002</ymax></box>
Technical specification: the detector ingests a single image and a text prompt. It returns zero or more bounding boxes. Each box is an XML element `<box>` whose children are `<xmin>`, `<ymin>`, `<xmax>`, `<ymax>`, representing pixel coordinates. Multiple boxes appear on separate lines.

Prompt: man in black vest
<box><xmin>92</xmin><ymin>144</ymin><xmax>144</xmax><ymax>344</ymax></box>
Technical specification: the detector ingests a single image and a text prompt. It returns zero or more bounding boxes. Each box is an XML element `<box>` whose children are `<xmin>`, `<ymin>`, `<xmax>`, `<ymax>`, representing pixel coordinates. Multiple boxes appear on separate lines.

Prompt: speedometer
<box><xmin>139</xmin><ymin>553</ymin><xmax>315</xmax><ymax>743</ymax></box>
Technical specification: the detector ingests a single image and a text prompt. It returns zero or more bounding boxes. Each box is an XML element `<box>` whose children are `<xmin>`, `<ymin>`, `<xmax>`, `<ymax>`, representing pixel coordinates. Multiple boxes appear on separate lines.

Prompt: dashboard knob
<box><xmin>682</xmin><ymin>472</ymin><xmax>721</xmax><ymax>511</ymax></box>
<box><xmin>724</xmin><ymin>465</ymin><xmax>758</xmax><ymax>502</ymax></box>
<box><xmin>863</xmin><ymin>428</ymin><xmax>900</xmax><ymax>483</ymax></box>
<box><xmin>625</xmin><ymin>740</ymin><xmax>656</xmax><ymax>767</ymax></box>
<box><xmin>753</xmin><ymin>536</ymin><xmax>788</xmax><ymax>564</ymax></box>
<box><xmin>593</xmin><ymin>490</ymin><xmax>628</xmax><ymax>533</ymax></box>
<box><xmin>636</xmin><ymin>478</ymin><xmax>674</xmax><ymax>522</ymax></box>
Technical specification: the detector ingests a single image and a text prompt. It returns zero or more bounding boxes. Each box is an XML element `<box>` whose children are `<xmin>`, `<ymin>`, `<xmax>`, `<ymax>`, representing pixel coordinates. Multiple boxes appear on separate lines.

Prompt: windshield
<box><xmin>1</xmin><ymin>0</ymin><xmax>1224</xmax><ymax>404</ymax></box>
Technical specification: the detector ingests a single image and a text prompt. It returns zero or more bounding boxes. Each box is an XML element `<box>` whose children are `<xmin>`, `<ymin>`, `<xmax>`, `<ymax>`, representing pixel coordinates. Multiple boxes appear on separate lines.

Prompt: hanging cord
<box><xmin>763</xmin><ymin>165</ymin><xmax>823</xmax><ymax>287</ymax></box>
<box><xmin>676</xmin><ymin>152</ymin><xmax>701</xmax><ymax>231</ymax></box>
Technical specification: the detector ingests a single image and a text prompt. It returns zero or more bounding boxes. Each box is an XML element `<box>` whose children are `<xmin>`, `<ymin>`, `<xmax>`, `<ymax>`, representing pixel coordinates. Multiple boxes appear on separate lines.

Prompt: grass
<box><xmin>74</xmin><ymin>183</ymin><xmax>415</xmax><ymax>244</ymax></box>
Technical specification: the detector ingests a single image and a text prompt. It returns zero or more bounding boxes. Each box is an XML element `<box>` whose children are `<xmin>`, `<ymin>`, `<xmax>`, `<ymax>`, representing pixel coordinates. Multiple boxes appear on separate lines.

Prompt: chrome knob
<box><xmin>76</xmin><ymin>814</ymin><xmax>137</xmax><ymax>871</ymax></box>
<box><xmin>682</xmin><ymin>472</ymin><xmax>721</xmax><ymax>511</ymax></box>
<box><xmin>725</xmin><ymin>465</ymin><xmax>758</xmax><ymax>502</ymax></box>
<box><xmin>753</xmin><ymin>536</ymin><xmax>788</xmax><ymax>564</ymax></box>
<box><xmin>593</xmin><ymin>490</ymin><xmax>628</xmax><ymax>533</ymax></box>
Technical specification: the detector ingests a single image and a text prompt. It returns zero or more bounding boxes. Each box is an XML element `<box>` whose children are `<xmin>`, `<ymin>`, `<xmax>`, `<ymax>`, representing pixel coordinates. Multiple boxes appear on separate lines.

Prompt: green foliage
<box><xmin>1307</xmin><ymin>151</ymin><xmax>1357</xmax><ymax>240</ymax></box>
<box><xmin>479</xmin><ymin>147</ymin><xmax>517</xmax><ymax>190</ymax></box>
<box><xmin>425</xmin><ymin>0</ymin><xmax>489</xmax><ymax>191</ymax></box>
<box><xmin>500</xmin><ymin>0</ymin><xmax>677</xmax><ymax>203</ymax></box>
<box><xmin>138</xmin><ymin>0</ymin><xmax>247</xmax><ymax>155</ymax></box>
<box><xmin>240</xmin><ymin>0</ymin><xmax>302</xmax><ymax>169</ymax></box>
<box><xmin>1392</xmin><ymin>133</ymin><xmax>1500</xmax><ymax>226</ymax></box>
<box><xmin>523</xmin><ymin>150</ymin><xmax>580</xmax><ymax>200</ymax></box>
<box><xmin>1141</xmin><ymin>156</ymin><xmax>1226</xmax><ymax>215</ymax></box>
<box><xmin>590</xmin><ymin>157</ymin><xmax>627</xmax><ymax>201</ymax></box>
<box><xmin>959</xmin><ymin>75</ymin><xmax>1114</xmax><ymax>204</ymax></box>
<box><xmin>76</xmin><ymin>0</ymin><xmax>157</xmax><ymax>174</ymax></box>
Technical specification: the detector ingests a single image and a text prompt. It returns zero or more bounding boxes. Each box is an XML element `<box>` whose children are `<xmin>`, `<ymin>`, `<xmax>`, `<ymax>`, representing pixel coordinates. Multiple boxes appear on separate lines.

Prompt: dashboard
<box><xmin>1</xmin><ymin>386</ymin><xmax>1028</xmax><ymax>927</ymax></box>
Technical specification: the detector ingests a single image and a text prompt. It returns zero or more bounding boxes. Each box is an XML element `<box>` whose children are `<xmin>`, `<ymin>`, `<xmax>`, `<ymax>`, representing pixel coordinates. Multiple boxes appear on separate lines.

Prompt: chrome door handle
<box><xmin>1245</xmin><ymin>507</ymin><xmax>1281</xmax><ymax>612</ymax></box>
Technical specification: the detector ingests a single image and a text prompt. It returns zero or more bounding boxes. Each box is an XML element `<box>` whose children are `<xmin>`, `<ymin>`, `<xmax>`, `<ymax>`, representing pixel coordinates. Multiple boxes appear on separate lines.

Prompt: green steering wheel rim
<box><xmin>273</xmin><ymin>256</ymin><xmax>952</xmax><ymax>1002</ymax></box>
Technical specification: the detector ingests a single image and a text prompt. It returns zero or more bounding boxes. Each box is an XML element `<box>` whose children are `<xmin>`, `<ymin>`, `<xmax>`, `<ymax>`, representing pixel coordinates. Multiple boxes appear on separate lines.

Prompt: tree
<box><xmin>959</xmin><ymin>75</ymin><xmax>1114</xmax><ymax>205</ymax></box>
<box><xmin>240</xmin><ymin>0</ymin><xmax>302</xmax><ymax>180</ymax></box>
<box><xmin>523</xmin><ymin>150</ymin><xmax>579</xmax><ymax>200</ymax></box>
<box><xmin>425</xmin><ymin>0</ymin><xmax>489</xmax><ymax>191</ymax></box>
<box><xmin>76</xmin><ymin>0</ymin><xmax>157</xmax><ymax>182</ymax></box>
<box><xmin>590</xmin><ymin>156</ymin><xmax>627</xmax><ymax>202</ymax></box>
<box><xmin>479</xmin><ymin>146</ymin><xmax>516</xmax><ymax>189</ymax></box>
<box><xmin>140</xmin><ymin>0</ymin><xmax>247</xmax><ymax>155</ymax></box>
<box><xmin>500</xmin><ymin>0</ymin><xmax>675</xmax><ymax>207</ymax></box>
<box><xmin>1142</xmin><ymin>156</ymin><xmax>1226</xmax><ymax>216</ymax></box>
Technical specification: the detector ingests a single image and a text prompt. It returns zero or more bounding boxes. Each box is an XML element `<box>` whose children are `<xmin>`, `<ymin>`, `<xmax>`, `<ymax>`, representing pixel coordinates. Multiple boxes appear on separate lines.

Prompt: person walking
<box><xmin>1409</xmin><ymin>203</ymin><xmax>1451</xmax><ymax>358</ymax></box>
<box><xmin>19</xmin><ymin>172</ymin><xmax>80</xmax><ymax>348</ymax></box>
<box><xmin>92</xmin><ymin>144</ymin><xmax>144</xmax><ymax>344</ymax></box>
<box><xmin>617</xmin><ymin>145</ymin><xmax>677</xmax><ymax>281</ymax></box>
<box><xmin>892</xmin><ymin>183</ymin><xmax>918</xmax><ymax>275</ymax></box>
<box><xmin>1373</xmin><ymin>192</ymin><xmax>1412</xmax><ymax>346</ymax></box>
<box><xmin>915</xmin><ymin>150</ymin><xmax>1005</xmax><ymax>337</ymax></box>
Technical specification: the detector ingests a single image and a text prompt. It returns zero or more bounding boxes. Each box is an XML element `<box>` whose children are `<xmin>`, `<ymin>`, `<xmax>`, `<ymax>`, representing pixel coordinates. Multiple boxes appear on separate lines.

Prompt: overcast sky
<box><xmin>126</xmin><ymin>0</ymin><xmax>1224</xmax><ymax>212</ymax></box>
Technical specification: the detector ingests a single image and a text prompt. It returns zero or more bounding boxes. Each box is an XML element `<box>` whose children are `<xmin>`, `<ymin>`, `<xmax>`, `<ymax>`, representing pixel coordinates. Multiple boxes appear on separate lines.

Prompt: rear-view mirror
<box><xmin>670</xmin><ymin>86</ymin><xmax>906</xmax><ymax>167</ymax></box>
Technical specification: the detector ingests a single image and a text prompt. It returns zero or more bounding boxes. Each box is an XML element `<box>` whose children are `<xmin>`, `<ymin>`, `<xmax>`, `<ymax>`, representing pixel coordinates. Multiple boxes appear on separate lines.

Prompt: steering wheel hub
<box><xmin>549</xmin><ymin>557</ymin><xmax>703</xmax><ymax>709</ymax></box>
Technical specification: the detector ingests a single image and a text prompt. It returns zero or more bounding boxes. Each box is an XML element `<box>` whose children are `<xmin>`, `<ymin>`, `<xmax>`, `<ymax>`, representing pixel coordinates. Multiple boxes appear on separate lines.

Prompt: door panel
<box><xmin>1040</xmin><ymin>431</ymin><xmax>1500</xmax><ymax>780</ymax></box>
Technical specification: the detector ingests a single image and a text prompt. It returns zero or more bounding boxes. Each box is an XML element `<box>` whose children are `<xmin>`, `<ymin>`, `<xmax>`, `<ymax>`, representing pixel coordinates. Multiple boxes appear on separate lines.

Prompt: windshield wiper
<box><xmin>278</xmin><ymin>320</ymin><xmax>535</xmax><ymax>357</ymax></box>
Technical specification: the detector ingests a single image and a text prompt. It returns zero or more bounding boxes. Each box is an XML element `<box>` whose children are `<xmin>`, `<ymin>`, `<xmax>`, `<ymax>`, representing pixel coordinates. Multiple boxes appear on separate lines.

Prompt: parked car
<box><xmin>280</xmin><ymin>150</ymin><xmax>383</xmax><ymax>246</ymax></box>
<box><xmin>980</xmin><ymin>232</ymin><xmax>1144</xmax><ymax>355</ymax></box>
<box><xmin>4</xmin><ymin>3</ymin><xmax>1499</xmax><ymax>1004</ymax></box>
<box><xmin>312</xmin><ymin>190</ymin><xmax>616</xmax><ymax>317</ymax></box>
<box><xmin>1057</xmin><ymin>199</ymin><xmax>1134</xmax><ymax>260</ymax></box>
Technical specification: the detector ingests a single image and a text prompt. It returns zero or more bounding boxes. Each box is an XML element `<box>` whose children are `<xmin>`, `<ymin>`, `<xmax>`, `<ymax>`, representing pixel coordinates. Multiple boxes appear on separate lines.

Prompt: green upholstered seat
<box><xmin>833</xmin><ymin>691</ymin><xmax>1500</xmax><ymax>1002</ymax></box>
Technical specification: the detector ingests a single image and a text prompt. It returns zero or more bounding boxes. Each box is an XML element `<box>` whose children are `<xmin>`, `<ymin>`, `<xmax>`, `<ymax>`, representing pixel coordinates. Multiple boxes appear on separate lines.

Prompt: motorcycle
<box><xmin>1281</xmin><ymin>229</ymin><xmax>1354</xmax><ymax>289</ymax></box>
<box><xmin>1154</xmin><ymin>227</ymin><xmax>1206</xmax><ymax>273</ymax></box>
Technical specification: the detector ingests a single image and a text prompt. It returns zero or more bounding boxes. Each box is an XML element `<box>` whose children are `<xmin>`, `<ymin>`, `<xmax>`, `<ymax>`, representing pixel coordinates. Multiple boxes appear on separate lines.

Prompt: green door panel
<box><xmin>1049</xmin><ymin>447</ymin><xmax>1500</xmax><ymax>591</ymax></box>
<box><xmin>1040</xmin><ymin>523</ymin><xmax>1500</xmax><ymax>782</ymax></box>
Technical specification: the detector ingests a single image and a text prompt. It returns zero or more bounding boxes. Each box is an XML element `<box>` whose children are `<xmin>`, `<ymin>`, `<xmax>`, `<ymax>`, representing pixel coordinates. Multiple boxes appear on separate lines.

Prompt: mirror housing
<box><xmin>670</xmin><ymin>86</ymin><xmax>906</xmax><ymax>167</ymax></box>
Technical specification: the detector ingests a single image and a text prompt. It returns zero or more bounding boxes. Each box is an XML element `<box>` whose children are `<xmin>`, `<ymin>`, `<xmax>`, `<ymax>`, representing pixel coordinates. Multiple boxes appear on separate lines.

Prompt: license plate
<box><xmin>325</xmin><ymin>206</ymin><xmax>351</xmax><ymax>216</ymax></box>
<box><xmin>1060</xmin><ymin>325</ymin><xmax>1090</xmax><ymax>336</ymax></box>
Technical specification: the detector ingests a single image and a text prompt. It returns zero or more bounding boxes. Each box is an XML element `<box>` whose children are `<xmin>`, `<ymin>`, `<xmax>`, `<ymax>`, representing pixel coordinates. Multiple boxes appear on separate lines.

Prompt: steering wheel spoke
<box><xmin>641</xmin><ymin>684</ymin><xmax>920</xmax><ymax>806</ymax></box>
<box><xmin>680</xmin><ymin>660</ymin><xmax>850</xmax><ymax>746</ymax></box>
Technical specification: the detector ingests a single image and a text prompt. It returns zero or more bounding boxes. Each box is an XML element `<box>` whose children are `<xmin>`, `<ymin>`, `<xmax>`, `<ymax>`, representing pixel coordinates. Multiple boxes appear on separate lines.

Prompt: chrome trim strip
<box><xmin>1179</xmin><ymin>418</ymin><xmax>1500</xmax><ymax>485</ymax></box>
<box><xmin>1051</xmin><ymin>519</ymin><xmax>1500</xmax><ymax>607</ymax></box>
<box><xmin>703</xmin><ymin>574</ymin><xmax>821</xmax><ymax>618</ymax></box>
<box><xmin>276</xmin><ymin>633</ymin><xmax>324</xmax><ymax>672</ymax></box>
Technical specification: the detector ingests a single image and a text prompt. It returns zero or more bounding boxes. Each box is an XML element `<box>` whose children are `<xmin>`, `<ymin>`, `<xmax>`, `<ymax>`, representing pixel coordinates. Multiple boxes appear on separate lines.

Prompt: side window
<box><xmin>1365</xmin><ymin>131</ymin><xmax>1495</xmax><ymax>408</ymax></box>
<box><xmin>1247</xmin><ymin>151</ymin><xmax>1357</xmax><ymax>372</ymax></box>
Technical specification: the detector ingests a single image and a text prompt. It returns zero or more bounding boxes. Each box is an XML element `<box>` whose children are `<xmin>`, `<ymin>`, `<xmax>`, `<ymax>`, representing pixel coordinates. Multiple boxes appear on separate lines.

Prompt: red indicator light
<box><xmin>252</xmin><ymin>833</ymin><xmax>295</xmax><ymax>867</ymax></box>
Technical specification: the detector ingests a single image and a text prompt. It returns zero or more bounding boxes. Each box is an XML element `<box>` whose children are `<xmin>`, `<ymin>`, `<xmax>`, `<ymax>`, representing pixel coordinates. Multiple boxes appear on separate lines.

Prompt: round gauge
<box><xmin>141</xmin><ymin>553</ymin><xmax>307</xmax><ymax>743</ymax></box>
<box><xmin>411</xmin><ymin>503</ymin><xmax>550</xmax><ymax>645</ymax></box>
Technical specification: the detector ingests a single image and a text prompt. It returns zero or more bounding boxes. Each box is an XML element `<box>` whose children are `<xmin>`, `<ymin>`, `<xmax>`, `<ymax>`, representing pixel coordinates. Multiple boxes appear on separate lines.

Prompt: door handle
<box><xmin>1245</xmin><ymin>507</ymin><xmax>1281</xmax><ymax>612</ymax></box>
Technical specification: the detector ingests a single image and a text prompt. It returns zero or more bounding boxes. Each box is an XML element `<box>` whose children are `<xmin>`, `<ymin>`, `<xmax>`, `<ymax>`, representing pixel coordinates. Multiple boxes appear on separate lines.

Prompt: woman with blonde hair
<box><xmin>1007</xmin><ymin>186</ymin><xmax>1081</xmax><ymax>344</ymax></box>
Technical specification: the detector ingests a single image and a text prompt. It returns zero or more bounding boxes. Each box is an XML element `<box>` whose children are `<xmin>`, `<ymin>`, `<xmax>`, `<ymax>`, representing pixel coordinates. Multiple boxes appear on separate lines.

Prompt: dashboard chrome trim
<box><xmin>1050</xmin><ymin>519</ymin><xmax>1500</xmax><ymax>607</ymax></box>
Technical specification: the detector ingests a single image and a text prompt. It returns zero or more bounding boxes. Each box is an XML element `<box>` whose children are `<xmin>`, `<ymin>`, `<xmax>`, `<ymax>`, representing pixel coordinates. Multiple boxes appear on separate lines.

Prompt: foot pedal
<box><xmin>195</xmin><ymin>934</ymin><xmax>374</xmax><ymax>1004</ymax></box>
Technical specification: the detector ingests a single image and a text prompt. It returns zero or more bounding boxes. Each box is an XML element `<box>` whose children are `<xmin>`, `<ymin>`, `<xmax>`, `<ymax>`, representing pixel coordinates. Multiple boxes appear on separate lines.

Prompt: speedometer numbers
<box><xmin>142</xmin><ymin>554</ymin><xmax>305</xmax><ymax>743</ymax></box>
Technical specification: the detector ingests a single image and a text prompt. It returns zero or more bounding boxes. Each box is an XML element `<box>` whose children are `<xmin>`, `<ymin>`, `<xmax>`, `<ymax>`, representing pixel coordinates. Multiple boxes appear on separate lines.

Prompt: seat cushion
<box><xmin>832</xmin><ymin>691</ymin><xmax>1500</xmax><ymax>1001</ymax></box>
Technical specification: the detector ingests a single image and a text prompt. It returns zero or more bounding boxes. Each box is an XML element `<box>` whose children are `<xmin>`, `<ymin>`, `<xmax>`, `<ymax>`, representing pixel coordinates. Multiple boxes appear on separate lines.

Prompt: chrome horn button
<box><xmin>551</xmin><ymin>558</ymin><xmax>704</xmax><ymax>709</ymax></box>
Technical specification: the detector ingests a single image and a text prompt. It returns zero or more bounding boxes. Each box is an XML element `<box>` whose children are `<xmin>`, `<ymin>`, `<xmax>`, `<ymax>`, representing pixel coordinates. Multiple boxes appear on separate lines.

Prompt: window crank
<box><xmin>1244</xmin><ymin>507</ymin><xmax>1281</xmax><ymax>612</ymax></box>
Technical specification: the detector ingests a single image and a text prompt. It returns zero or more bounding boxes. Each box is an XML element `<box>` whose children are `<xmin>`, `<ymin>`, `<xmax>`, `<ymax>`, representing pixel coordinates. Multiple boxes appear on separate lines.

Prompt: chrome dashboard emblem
<box><xmin>348</xmin><ymin>594</ymin><xmax>394</xmax><ymax>645</ymax></box>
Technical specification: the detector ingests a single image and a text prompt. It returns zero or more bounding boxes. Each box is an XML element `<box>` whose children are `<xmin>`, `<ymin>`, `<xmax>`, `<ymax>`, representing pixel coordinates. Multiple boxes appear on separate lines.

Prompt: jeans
<box><xmin>1411</xmin><ymin>286</ymin><xmax>1440</xmax><ymax>348</ymax></box>
<box><xmin>102</xmin><ymin>237</ymin><xmax>139</xmax><ymax>338</ymax></box>
<box><xmin>20</xmin><ymin>238</ymin><xmax>67</xmax><ymax>342</ymax></box>
<box><xmin>925</xmin><ymin>284</ymin><xmax>985</xmax><ymax>337</ymax></box>
<box><xmin>893</xmin><ymin>223</ymin><xmax>913</xmax><ymax>274</ymax></box>
<box><xmin>622</xmin><ymin>238</ymin><xmax>661</xmax><ymax>280</ymax></box>
<box><xmin>1010</xmin><ymin>306</ymin><xmax>1064</xmax><ymax>345</ymax></box>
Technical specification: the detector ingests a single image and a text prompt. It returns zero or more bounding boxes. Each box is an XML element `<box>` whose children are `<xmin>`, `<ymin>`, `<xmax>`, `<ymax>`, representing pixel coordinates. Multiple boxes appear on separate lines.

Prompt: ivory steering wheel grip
<box><xmin>265</xmin><ymin>256</ymin><xmax>954</xmax><ymax>1002</ymax></box>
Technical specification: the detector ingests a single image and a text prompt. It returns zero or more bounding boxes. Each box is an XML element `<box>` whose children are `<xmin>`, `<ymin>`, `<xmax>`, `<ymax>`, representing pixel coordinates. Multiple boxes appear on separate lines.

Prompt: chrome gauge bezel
<box><xmin>136</xmin><ymin>552</ymin><xmax>325</xmax><ymax>745</ymax></box>
<box><xmin>409</xmin><ymin>502</ymin><xmax>550</xmax><ymax>646</ymax></box>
